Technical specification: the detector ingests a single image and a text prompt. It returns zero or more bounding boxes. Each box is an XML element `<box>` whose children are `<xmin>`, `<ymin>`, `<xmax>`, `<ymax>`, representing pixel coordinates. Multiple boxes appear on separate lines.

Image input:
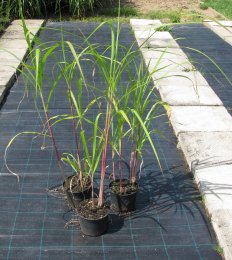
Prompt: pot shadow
<box><xmin>61</xmin><ymin>186</ymin><xmax>124</xmax><ymax>234</ymax></box>
<box><xmin>107</xmin><ymin>213</ymin><xmax>125</xmax><ymax>234</ymax></box>
<box><xmin>106</xmin><ymin>160</ymin><xmax>202</xmax><ymax>215</ymax></box>
<box><xmin>48</xmin><ymin>162</ymin><xmax>211</xmax><ymax>235</ymax></box>
<box><xmin>91</xmin><ymin>187</ymin><xmax>125</xmax><ymax>234</ymax></box>
<box><xmin>110</xmin><ymin>162</ymin><xmax>215</xmax><ymax>236</ymax></box>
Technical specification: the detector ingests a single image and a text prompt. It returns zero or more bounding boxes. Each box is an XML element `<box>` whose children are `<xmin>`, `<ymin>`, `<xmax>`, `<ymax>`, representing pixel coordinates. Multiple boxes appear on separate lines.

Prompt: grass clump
<box><xmin>181</xmin><ymin>10</ymin><xmax>203</xmax><ymax>23</ymax></box>
<box><xmin>156</xmin><ymin>24</ymin><xmax>172</xmax><ymax>32</ymax></box>
<box><xmin>0</xmin><ymin>16</ymin><xmax>10</xmax><ymax>34</ymax></box>
<box><xmin>0</xmin><ymin>2</ymin><xmax>10</xmax><ymax>34</ymax></box>
<box><xmin>0</xmin><ymin>0</ymin><xmax>97</xmax><ymax>19</ymax></box>
<box><xmin>202</xmin><ymin>0</ymin><xmax>232</xmax><ymax>19</ymax></box>
<box><xmin>99</xmin><ymin>6</ymin><xmax>138</xmax><ymax>17</ymax></box>
<box><xmin>147</xmin><ymin>9</ymin><xmax>181</xmax><ymax>23</ymax></box>
<box><xmin>214</xmin><ymin>245</ymin><xmax>224</xmax><ymax>256</ymax></box>
<box><xmin>200</xmin><ymin>2</ymin><xmax>209</xmax><ymax>10</ymax></box>
<box><xmin>146</xmin><ymin>9</ymin><xmax>203</xmax><ymax>23</ymax></box>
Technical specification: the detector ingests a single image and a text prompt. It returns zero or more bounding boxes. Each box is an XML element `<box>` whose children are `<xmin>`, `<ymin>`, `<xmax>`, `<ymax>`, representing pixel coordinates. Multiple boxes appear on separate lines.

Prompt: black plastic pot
<box><xmin>78</xmin><ymin>199</ymin><xmax>109</xmax><ymax>236</ymax></box>
<box><xmin>79</xmin><ymin>213</ymin><xmax>109</xmax><ymax>237</ymax></box>
<box><xmin>63</xmin><ymin>176</ymin><xmax>92</xmax><ymax>209</ymax></box>
<box><xmin>109</xmin><ymin>179</ymin><xmax>138</xmax><ymax>213</ymax></box>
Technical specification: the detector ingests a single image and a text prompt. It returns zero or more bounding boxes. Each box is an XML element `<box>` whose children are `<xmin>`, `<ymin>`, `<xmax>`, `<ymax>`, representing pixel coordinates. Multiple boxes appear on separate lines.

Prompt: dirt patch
<box><xmin>121</xmin><ymin>0</ymin><xmax>224</xmax><ymax>20</ymax></box>
<box><xmin>126</xmin><ymin>0</ymin><xmax>199</xmax><ymax>13</ymax></box>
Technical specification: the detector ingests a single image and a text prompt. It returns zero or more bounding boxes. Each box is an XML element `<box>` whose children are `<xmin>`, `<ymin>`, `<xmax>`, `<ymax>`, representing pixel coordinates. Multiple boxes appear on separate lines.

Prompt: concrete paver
<box><xmin>155</xmin><ymin>70</ymin><xmax>209</xmax><ymax>82</ymax></box>
<box><xmin>135</xmin><ymin>30</ymin><xmax>180</xmax><ymax>48</ymax></box>
<box><xmin>0</xmin><ymin>39</ymin><xmax>30</xmax><ymax>49</ymax></box>
<box><xmin>138</xmin><ymin>37</ymin><xmax>179</xmax><ymax>49</ymax></box>
<box><xmin>195</xmin><ymin>165</ymin><xmax>232</xmax><ymax>212</ymax></box>
<box><xmin>131</xmin><ymin>18</ymin><xmax>232</xmax><ymax>260</ymax></box>
<box><xmin>141</xmin><ymin>47</ymin><xmax>187</xmax><ymax>60</ymax></box>
<box><xmin>0</xmin><ymin>54</ymin><xmax>20</xmax><ymax>61</ymax></box>
<box><xmin>154</xmin><ymin>71</ymin><xmax>209</xmax><ymax>87</ymax></box>
<box><xmin>0</xmin><ymin>76</ymin><xmax>15</xmax><ymax>86</ymax></box>
<box><xmin>130</xmin><ymin>19</ymin><xmax>161</xmax><ymax>27</ymax></box>
<box><xmin>170</xmin><ymin>106</ymin><xmax>232</xmax><ymax>134</ymax></box>
<box><xmin>0</xmin><ymin>85</ymin><xmax>5</xmax><ymax>96</ymax></box>
<box><xmin>179</xmin><ymin>131</ymin><xmax>232</xmax><ymax>256</ymax></box>
<box><xmin>130</xmin><ymin>19</ymin><xmax>162</xmax><ymax>33</ymax></box>
<box><xmin>0</xmin><ymin>19</ymin><xmax>44</xmax><ymax>104</ymax></box>
<box><xmin>224</xmin><ymin>36</ymin><xmax>232</xmax><ymax>45</ymax></box>
<box><xmin>145</xmin><ymin>56</ymin><xmax>193</xmax><ymax>72</ymax></box>
<box><xmin>158</xmin><ymin>84</ymin><xmax>223</xmax><ymax>106</ymax></box>
<box><xmin>195</xmin><ymin>164</ymin><xmax>232</xmax><ymax>260</ymax></box>
<box><xmin>134</xmin><ymin>31</ymin><xmax>173</xmax><ymax>40</ymax></box>
<box><xmin>0</xmin><ymin>90</ymin><xmax>4</xmax><ymax>103</ymax></box>
<box><xmin>205</xmin><ymin>20</ymin><xmax>232</xmax><ymax>27</ymax></box>
<box><xmin>1</xmin><ymin>30</ymin><xmax>31</xmax><ymax>40</ymax></box>
<box><xmin>178</xmin><ymin>132</ymin><xmax>232</xmax><ymax>167</ymax></box>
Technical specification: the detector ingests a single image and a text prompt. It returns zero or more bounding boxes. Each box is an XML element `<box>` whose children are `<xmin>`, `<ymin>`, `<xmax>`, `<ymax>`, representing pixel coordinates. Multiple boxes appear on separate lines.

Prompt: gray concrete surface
<box><xmin>131</xmin><ymin>18</ymin><xmax>232</xmax><ymax>260</ymax></box>
<box><xmin>170</xmin><ymin>106</ymin><xmax>232</xmax><ymax>134</ymax></box>
<box><xmin>0</xmin><ymin>19</ymin><xmax>44</xmax><ymax>104</ymax></box>
<box><xmin>158</xmin><ymin>84</ymin><xmax>223</xmax><ymax>106</ymax></box>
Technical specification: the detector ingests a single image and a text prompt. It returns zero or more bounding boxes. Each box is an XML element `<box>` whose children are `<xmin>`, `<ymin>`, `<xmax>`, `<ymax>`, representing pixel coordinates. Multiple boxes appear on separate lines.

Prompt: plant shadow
<box><xmin>111</xmin><ymin>162</ymin><xmax>214</xmax><ymax>235</ymax></box>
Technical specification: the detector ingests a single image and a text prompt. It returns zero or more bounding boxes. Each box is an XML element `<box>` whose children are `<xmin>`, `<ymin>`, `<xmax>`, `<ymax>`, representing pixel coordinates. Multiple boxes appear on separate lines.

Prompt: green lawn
<box><xmin>203</xmin><ymin>0</ymin><xmax>232</xmax><ymax>19</ymax></box>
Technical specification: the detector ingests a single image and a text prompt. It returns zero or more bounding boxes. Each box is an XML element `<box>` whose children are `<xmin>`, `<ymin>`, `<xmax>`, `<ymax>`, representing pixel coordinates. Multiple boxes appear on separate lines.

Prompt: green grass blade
<box><xmin>130</xmin><ymin>109</ymin><xmax>162</xmax><ymax>172</ymax></box>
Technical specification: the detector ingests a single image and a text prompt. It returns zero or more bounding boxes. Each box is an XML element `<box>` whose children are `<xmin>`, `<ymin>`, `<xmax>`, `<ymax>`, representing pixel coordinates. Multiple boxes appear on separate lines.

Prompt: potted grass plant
<box><xmin>19</xmin><ymin>9</ymin><xmax>101</xmax><ymax>211</ymax></box>
<box><xmin>69</xmin><ymin>19</ymin><xmax>136</xmax><ymax>217</ymax></box>
<box><xmin>57</xmin><ymin>62</ymin><xmax>99</xmax><ymax>209</ymax></box>
<box><xmin>68</xmin><ymin>17</ymin><xmax>168</xmax><ymax>215</ymax></box>
<box><xmin>4</xmin><ymin>8</ymin><xmax>93</xmax><ymax>202</ymax></box>
<box><xmin>64</xmin><ymin>21</ymin><xmax>125</xmax><ymax>234</ymax></box>
<box><xmin>3</xmin><ymin>6</ymin><xmax>111</xmax><ymax>235</ymax></box>
<box><xmin>50</xmin><ymin>17</ymin><xmax>168</xmax><ymax>224</ymax></box>
<box><xmin>5</xmin><ymin>0</ymin><xmax>232</xmax><ymax>238</ymax></box>
<box><xmin>5</xmin><ymin>2</ymin><xmax>169</xmax><ymax>235</ymax></box>
<box><xmin>108</xmin><ymin>58</ymin><xmax>168</xmax><ymax>213</ymax></box>
<box><xmin>4</xmin><ymin>23</ymin><xmax>67</xmax><ymax>183</ymax></box>
<box><xmin>75</xmin><ymin>113</ymin><xmax>110</xmax><ymax>236</ymax></box>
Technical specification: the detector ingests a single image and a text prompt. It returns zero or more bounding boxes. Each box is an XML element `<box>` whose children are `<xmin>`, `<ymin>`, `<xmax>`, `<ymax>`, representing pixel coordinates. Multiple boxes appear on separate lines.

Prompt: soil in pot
<box><xmin>77</xmin><ymin>199</ymin><xmax>110</xmax><ymax>236</ymax></box>
<box><xmin>63</xmin><ymin>175</ymin><xmax>92</xmax><ymax>209</ymax></box>
<box><xmin>109</xmin><ymin>179</ymin><xmax>138</xmax><ymax>213</ymax></box>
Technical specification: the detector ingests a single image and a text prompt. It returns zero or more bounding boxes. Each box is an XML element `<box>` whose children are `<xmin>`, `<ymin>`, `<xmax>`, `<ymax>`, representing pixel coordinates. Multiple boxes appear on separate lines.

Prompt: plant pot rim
<box><xmin>109</xmin><ymin>178</ymin><xmax>137</xmax><ymax>184</ymax></box>
<box><xmin>63</xmin><ymin>174</ymin><xmax>92</xmax><ymax>194</ymax></box>
<box><xmin>77</xmin><ymin>199</ymin><xmax>110</xmax><ymax>221</ymax></box>
<box><xmin>109</xmin><ymin>178</ymin><xmax>138</xmax><ymax>196</ymax></box>
<box><xmin>78</xmin><ymin>211</ymin><xmax>109</xmax><ymax>221</ymax></box>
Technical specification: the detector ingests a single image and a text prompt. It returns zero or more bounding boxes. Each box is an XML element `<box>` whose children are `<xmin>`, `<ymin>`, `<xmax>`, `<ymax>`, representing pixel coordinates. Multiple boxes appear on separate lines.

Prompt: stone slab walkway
<box><xmin>0</xmin><ymin>21</ymin><xmax>220</xmax><ymax>259</ymax></box>
<box><xmin>0</xmin><ymin>19</ymin><xmax>44</xmax><ymax>104</ymax></box>
<box><xmin>131</xmin><ymin>19</ymin><xmax>232</xmax><ymax>260</ymax></box>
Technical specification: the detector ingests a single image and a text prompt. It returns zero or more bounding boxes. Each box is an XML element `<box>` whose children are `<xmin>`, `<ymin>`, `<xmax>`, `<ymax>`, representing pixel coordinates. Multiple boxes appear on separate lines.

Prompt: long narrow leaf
<box><xmin>130</xmin><ymin>109</ymin><xmax>163</xmax><ymax>172</ymax></box>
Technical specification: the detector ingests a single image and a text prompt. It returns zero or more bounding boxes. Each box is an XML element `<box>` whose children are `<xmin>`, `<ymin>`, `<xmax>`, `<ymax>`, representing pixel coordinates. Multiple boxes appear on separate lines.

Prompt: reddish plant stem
<box><xmin>132</xmin><ymin>124</ymin><xmax>141</xmax><ymax>184</ymax></box>
<box><xmin>119</xmin><ymin>140</ymin><xmax>123</xmax><ymax>192</ymax></box>
<box><xmin>129</xmin><ymin>129</ymin><xmax>135</xmax><ymax>181</ymax></box>
<box><xmin>129</xmin><ymin>151</ymin><xmax>134</xmax><ymax>182</ymax></box>
<box><xmin>91</xmin><ymin>175</ymin><xmax>94</xmax><ymax>206</ymax></box>
<box><xmin>132</xmin><ymin>149</ymin><xmax>139</xmax><ymax>184</ymax></box>
<box><xmin>45</xmin><ymin>111</ymin><xmax>65</xmax><ymax>180</ymax></box>
<box><xmin>112</xmin><ymin>144</ymin><xmax>116</xmax><ymax>180</ymax></box>
<box><xmin>98</xmin><ymin>108</ymin><xmax>111</xmax><ymax>207</ymax></box>
<box><xmin>112</xmin><ymin>151</ymin><xmax>115</xmax><ymax>181</ymax></box>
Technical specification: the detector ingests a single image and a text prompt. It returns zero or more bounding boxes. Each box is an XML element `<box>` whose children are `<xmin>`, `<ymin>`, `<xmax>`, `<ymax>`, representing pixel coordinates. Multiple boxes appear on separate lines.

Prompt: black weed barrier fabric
<box><xmin>171</xmin><ymin>23</ymin><xmax>232</xmax><ymax>116</ymax></box>
<box><xmin>0</xmin><ymin>22</ymin><xmax>220</xmax><ymax>259</ymax></box>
